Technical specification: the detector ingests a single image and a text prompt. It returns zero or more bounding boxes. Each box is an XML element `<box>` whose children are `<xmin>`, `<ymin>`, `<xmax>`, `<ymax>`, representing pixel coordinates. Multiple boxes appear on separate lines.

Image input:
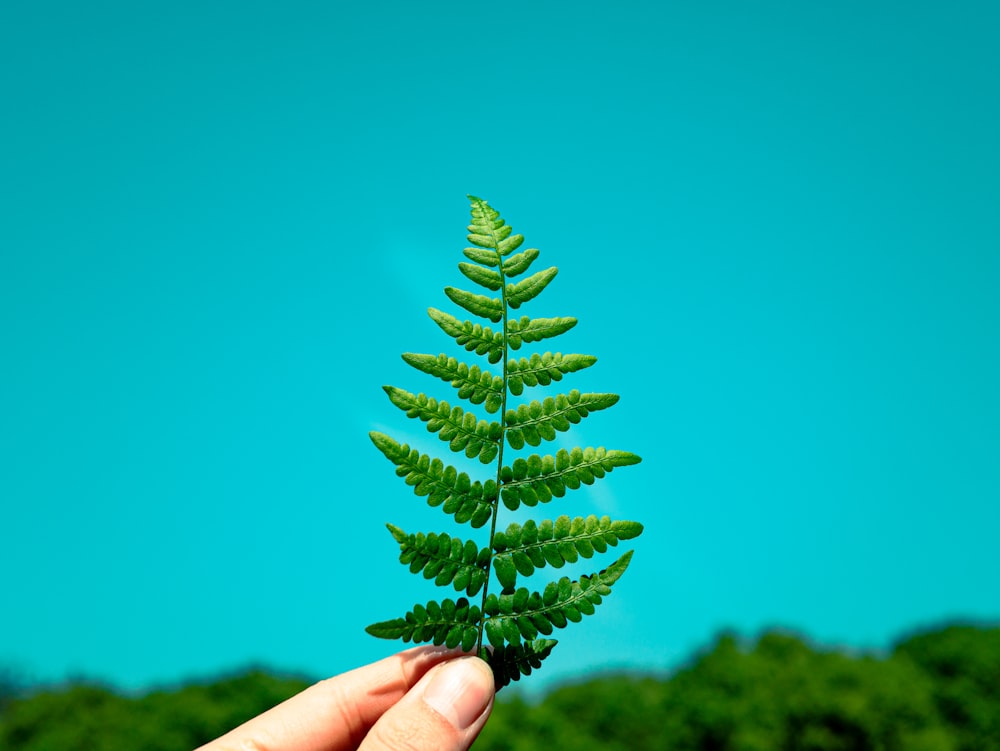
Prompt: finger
<box><xmin>360</xmin><ymin>656</ymin><xmax>495</xmax><ymax>751</ymax></box>
<box><xmin>198</xmin><ymin>645</ymin><xmax>467</xmax><ymax>751</ymax></box>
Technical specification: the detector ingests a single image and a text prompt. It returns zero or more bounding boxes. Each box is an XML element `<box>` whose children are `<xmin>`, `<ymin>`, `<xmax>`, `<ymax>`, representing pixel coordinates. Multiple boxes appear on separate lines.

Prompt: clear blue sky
<box><xmin>2</xmin><ymin>1</ymin><xmax>998</xmax><ymax>694</ymax></box>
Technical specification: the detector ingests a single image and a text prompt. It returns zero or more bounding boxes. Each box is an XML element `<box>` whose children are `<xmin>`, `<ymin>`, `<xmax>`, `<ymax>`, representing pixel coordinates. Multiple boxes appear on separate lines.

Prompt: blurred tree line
<box><xmin>1</xmin><ymin>624</ymin><xmax>996</xmax><ymax>750</ymax></box>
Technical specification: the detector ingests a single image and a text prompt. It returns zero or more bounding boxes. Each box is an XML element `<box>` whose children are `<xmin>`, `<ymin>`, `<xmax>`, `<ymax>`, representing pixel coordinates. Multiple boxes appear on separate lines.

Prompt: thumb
<box><xmin>360</xmin><ymin>656</ymin><xmax>495</xmax><ymax>751</ymax></box>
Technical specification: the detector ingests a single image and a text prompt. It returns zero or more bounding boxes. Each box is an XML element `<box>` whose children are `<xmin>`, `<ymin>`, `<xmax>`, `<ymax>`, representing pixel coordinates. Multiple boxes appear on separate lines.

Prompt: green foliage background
<box><xmin>3</xmin><ymin>624</ymin><xmax>997</xmax><ymax>751</ymax></box>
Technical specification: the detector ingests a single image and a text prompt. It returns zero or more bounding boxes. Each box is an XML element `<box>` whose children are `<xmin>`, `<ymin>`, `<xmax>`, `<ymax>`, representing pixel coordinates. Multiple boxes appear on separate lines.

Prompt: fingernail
<box><xmin>422</xmin><ymin>657</ymin><xmax>494</xmax><ymax>730</ymax></box>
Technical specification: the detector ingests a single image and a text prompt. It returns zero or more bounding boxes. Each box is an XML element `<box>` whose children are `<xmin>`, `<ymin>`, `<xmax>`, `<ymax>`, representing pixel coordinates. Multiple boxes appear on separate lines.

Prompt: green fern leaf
<box><xmin>505</xmin><ymin>267</ymin><xmax>558</xmax><ymax>309</ymax></box>
<box><xmin>443</xmin><ymin>286</ymin><xmax>503</xmax><ymax>322</ymax></box>
<box><xmin>483</xmin><ymin>639</ymin><xmax>558</xmax><ymax>689</ymax></box>
<box><xmin>500</xmin><ymin>248</ymin><xmax>540</xmax><ymax>278</ymax></box>
<box><xmin>383</xmin><ymin>386</ymin><xmax>502</xmax><ymax>463</ymax></box>
<box><xmin>462</xmin><ymin>247</ymin><xmax>501</xmax><ymax>266</ymax></box>
<box><xmin>466</xmin><ymin>195</ymin><xmax>523</xmax><ymax>256</ymax></box>
<box><xmin>506</xmin><ymin>315</ymin><xmax>577</xmax><ymax>349</ymax></box>
<box><xmin>386</xmin><ymin>524</ymin><xmax>491</xmax><ymax>596</ymax></box>
<box><xmin>369</xmin><ymin>432</ymin><xmax>494</xmax><ymax>527</ymax></box>
<box><xmin>506</xmin><ymin>352</ymin><xmax>596</xmax><ymax>396</ymax></box>
<box><xmin>458</xmin><ymin>262</ymin><xmax>503</xmax><ymax>291</ymax></box>
<box><xmin>498</xmin><ymin>447</ymin><xmax>641</xmax><ymax>510</ymax></box>
<box><xmin>504</xmin><ymin>391</ymin><xmax>620</xmax><ymax>450</ymax></box>
<box><xmin>490</xmin><ymin>515</ymin><xmax>643</xmax><ymax>590</ymax></box>
<box><xmin>367</xmin><ymin>196</ymin><xmax>644</xmax><ymax>688</ymax></box>
<box><xmin>400</xmin><ymin>353</ymin><xmax>504</xmax><ymax>413</ymax></box>
<box><xmin>482</xmin><ymin>552</ymin><xmax>634</xmax><ymax>646</ymax></box>
<box><xmin>428</xmin><ymin>308</ymin><xmax>504</xmax><ymax>363</ymax></box>
<box><xmin>366</xmin><ymin>597</ymin><xmax>482</xmax><ymax>652</ymax></box>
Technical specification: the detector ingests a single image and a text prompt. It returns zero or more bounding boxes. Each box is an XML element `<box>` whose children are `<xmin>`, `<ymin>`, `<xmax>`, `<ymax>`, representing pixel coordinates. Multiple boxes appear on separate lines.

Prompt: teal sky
<box><xmin>2</xmin><ymin>1</ymin><xmax>998</xmax><ymax>693</ymax></box>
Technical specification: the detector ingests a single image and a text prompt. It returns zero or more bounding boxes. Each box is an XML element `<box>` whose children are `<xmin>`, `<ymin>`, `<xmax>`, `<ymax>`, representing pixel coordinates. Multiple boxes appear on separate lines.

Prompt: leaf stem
<box><xmin>477</xmin><ymin>214</ymin><xmax>509</xmax><ymax>655</ymax></box>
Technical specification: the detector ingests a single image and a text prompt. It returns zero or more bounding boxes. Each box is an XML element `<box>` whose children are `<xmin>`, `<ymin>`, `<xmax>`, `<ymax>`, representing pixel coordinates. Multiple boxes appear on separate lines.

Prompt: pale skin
<box><xmin>197</xmin><ymin>646</ymin><xmax>496</xmax><ymax>751</ymax></box>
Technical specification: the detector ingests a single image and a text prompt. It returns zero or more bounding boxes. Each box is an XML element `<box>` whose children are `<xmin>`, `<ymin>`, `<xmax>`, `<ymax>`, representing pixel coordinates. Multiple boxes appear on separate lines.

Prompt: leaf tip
<box><xmin>386</xmin><ymin>523</ymin><xmax>406</xmax><ymax>543</ymax></box>
<box><xmin>602</xmin><ymin>550</ymin><xmax>635</xmax><ymax>585</ymax></box>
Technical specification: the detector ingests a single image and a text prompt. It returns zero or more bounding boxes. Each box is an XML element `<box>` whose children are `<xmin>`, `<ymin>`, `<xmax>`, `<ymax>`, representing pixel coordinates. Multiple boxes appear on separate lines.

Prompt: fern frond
<box><xmin>506</xmin><ymin>315</ymin><xmax>577</xmax><ymax>349</ymax></box>
<box><xmin>428</xmin><ymin>308</ymin><xmax>504</xmax><ymax>364</ymax></box>
<box><xmin>483</xmin><ymin>639</ymin><xmax>558</xmax><ymax>689</ymax></box>
<box><xmin>500</xmin><ymin>248</ymin><xmax>540</xmax><ymax>278</ymax></box>
<box><xmin>457</xmin><ymin>262</ymin><xmax>503</xmax><ymax>291</ymax></box>
<box><xmin>490</xmin><ymin>515</ymin><xmax>643</xmax><ymax>591</ymax></box>
<box><xmin>505</xmin><ymin>267</ymin><xmax>558</xmax><ymax>309</ymax></box>
<box><xmin>504</xmin><ymin>391</ymin><xmax>620</xmax><ymax>450</ymax></box>
<box><xmin>443</xmin><ymin>286</ymin><xmax>503</xmax><ymax>322</ymax></box>
<box><xmin>498</xmin><ymin>447</ymin><xmax>641</xmax><ymax>510</ymax></box>
<box><xmin>383</xmin><ymin>386</ymin><xmax>502</xmax><ymax>463</ymax></box>
<box><xmin>505</xmin><ymin>266</ymin><xmax>558</xmax><ymax>309</ymax></box>
<box><xmin>365</xmin><ymin>597</ymin><xmax>482</xmax><ymax>652</ymax></box>
<box><xmin>482</xmin><ymin>552</ymin><xmax>634</xmax><ymax>647</ymax></box>
<box><xmin>462</xmin><ymin>247</ymin><xmax>501</xmax><ymax>266</ymax></box>
<box><xmin>466</xmin><ymin>195</ymin><xmax>523</xmax><ymax>256</ymax></box>
<box><xmin>386</xmin><ymin>524</ymin><xmax>491</xmax><ymax>596</ymax></box>
<box><xmin>507</xmin><ymin>352</ymin><xmax>597</xmax><ymax>396</ymax></box>
<box><xmin>401</xmin><ymin>353</ymin><xmax>503</xmax><ymax>413</ymax></box>
<box><xmin>369</xmin><ymin>432</ymin><xmax>494</xmax><ymax>527</ymax></box>
<box><xmin>368</xmin><ymin>196</ymin><xmax>644</xmax><ymax>688</ymax></box>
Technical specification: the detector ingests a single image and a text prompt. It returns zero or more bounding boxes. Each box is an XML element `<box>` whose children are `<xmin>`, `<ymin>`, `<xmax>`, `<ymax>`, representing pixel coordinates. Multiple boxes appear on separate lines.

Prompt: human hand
<box><xmin>197</xmin><ymin>646</ymin><xmax>495</xmax><ymax>751</ymax></box>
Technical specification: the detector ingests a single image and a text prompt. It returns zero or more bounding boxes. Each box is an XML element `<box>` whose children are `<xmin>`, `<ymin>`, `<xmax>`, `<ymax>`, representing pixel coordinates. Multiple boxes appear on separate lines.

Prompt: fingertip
<box><xmin>422</xmin><ymin>656</ymin><xmax>495</xmax><ymax>731</ymax></box>
<box><xmin>361</xmin><ymin>656</ymin><xmax>495</xmax><ymax>751</ymax></box>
